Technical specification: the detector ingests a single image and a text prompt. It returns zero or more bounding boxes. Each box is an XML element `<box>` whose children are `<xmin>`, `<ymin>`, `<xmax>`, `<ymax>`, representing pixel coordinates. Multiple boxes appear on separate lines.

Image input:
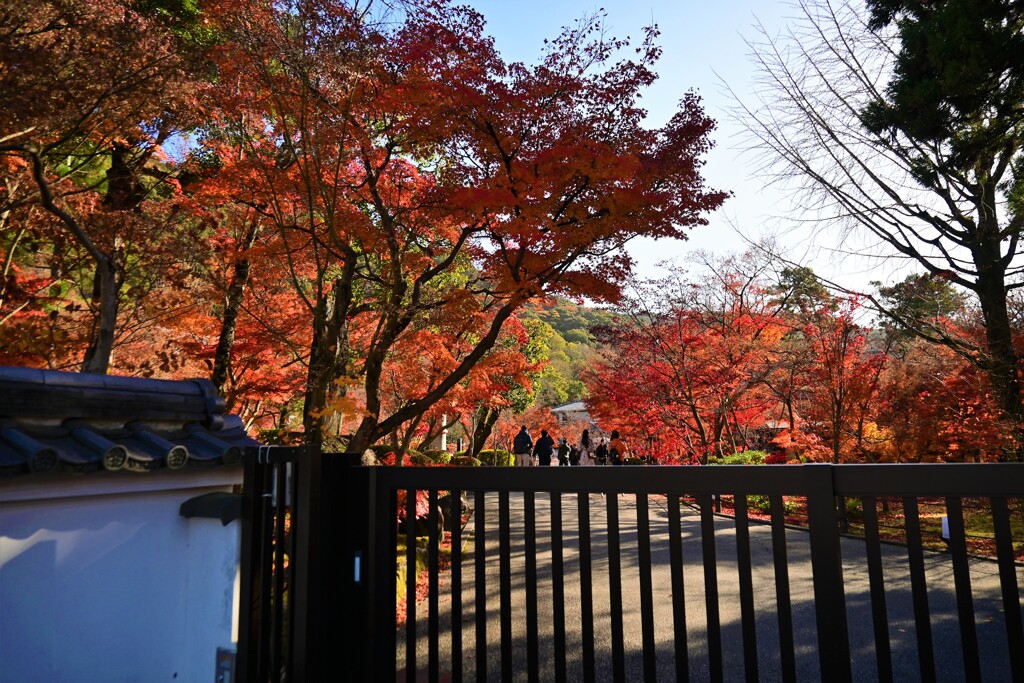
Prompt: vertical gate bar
<box><xmin>376</xmin><ymin>478</ymin><xmax>400</xmax><ymax>681</ymax></box>
<box><xmin>525</xmin><ymin>491</ymin><xmax>539</xmax><ymax>683</ymax></box>
<box><xmin>699</xmin><ymin>494</ymin><xmax>723</xmax><ymax>683</ymax></box>
<box><xmin>428</xmin><ymin>489</ymin><xmax>440</xmax><ymax>683</ymax></box>
<box><xmin>769</xmin><ymin>495</ymin><xmax>796</xmax><ymax>683</ymax></box>
<box><xmin>578</xmin><ymin>493</ymin><xmax>597</xmax><ymax>683</ymax></box>
<box><xmin>405</xmin><ymin>489</ymin><xmax>418</xmax><ymax>683</ymax></box>
<box><xmin>257</xmin><ymin>465</ymin><xmax>275</xmax><ymax>681</ymax></box>
<box><xmin>991</xmin><ymin>496</ymin><xmax>1024</xmax><ymax>681</ymax></box>
<box><xmin>551</xmin><ymin>492</ymin><xmax>567</xmax><ymax>683</ymax></box>
<box><xmin>237</xmin><ymin>448</ymin><xmax>266</xmax><ymax>683</ymax></box>
<box><xmin>637</xmin><ymin>494</ymin><xmax>657</xmax><ymax>683</ymax></box>
<box><xmin>285</xmin><ymin>461</ymin><xmax>298</xmax><ymax>678</ymax></box>
<box><xmin>474</xmin><ymin>490</ymin><xmax>487</xmax><ymax>681</ymax></box>
<box><xmin>262</xmin><ymin>462</ymin><xmax>278</xmax><ymax>679</ymax></box>
<box><xmin>861</xmin><ymin>495</ymin><xmax>893</xmax><ymax>683</ymax></box>
<box><xmin>607</xmin><ymin>492</ymin><xmax>626</xmax><ymax>682</ymax></box>
<box><xmin>290</xmin><ymin>446</ymin><xmax>321</xmax><ymax>681</ymax></box>
<box><xmin>804</xmin><ymin>464</ymin><xmax>851</xmax><ymax>682</ymax></box>
<box><xmin>903</xmin><ymin>496</ymin><xmax>936</xmax><ymax>683</ymax></box>
<box><xmin>271</xmin><ymin>462</ymin><xmax>288</xmax><ymax>680</ymax></box>
<box><xmin>258</xmin><ymin>450</ymin><xmax>274</xmax><ymax>679</ymax></box>
<box><xmin>667</xmin><ymin>494</ymin><xmax>689</xmax><ymax>683</ymax></box>
<box><xmin>499</xmin><ymin>490</ymin><xmax>512</xmax><ymax>683</ymax></box>
<box><xmin>944</xmin><ymin>497</ymin><xmax>980</xmax><ymax>682</ymax></box>
<box><xmin>733</xmin><ymin>495</ymin><xmax>758</xmax><ymax>683</ymax></box>
<box><xmin>449</xmin><ymin>489</ymin><xmax>464</xmax><ymax>683</ymax></box>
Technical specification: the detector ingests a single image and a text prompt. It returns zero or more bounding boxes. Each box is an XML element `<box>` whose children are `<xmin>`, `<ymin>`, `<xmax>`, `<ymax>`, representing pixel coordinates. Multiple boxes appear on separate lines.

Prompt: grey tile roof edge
<box><xmin>0</xmin><ymin>366</ymin><xmax>225</xmax><ymax>427</ymax></box>
<box><xmin>0</xmin><ymin>421</ymin><xmax>262</xmax><ymax>478</ymax></box>
<box><xmin>0</xmin><ymin>365</ymin><xmax>213</xmax><ymax>395</ymax></box>
<box><xmin>0</xmin><ymin>366</ymin><xmax>263</xmax><ymax>480</ymax></box>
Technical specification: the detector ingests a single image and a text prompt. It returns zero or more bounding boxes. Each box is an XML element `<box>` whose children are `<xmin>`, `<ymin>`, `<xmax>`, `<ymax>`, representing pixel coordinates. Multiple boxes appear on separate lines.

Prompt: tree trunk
<box><xmin>303</xmin><ymin>274</ymin><xmax>354</xmax><ymax>453</ymax></box>
<box><xmin>348</xmin><ymin>293</ymin><xmax>526</xmax><ymax>455</ymax></box>
<box><xmin>211</xmin><ymin>223</ymin><xmax>259</xmax><ymax>400</ymax></box>
<box><xmin>82</xmin><ymin>139</ymin><xmax>163</xmax><ymax>374</ymax></box>
<box><xmin>80</xmin><ymin>254</ymin><xmax>121</xmax><ymax>374</ymax></box>
<box><xmin>973</xmin><ymin>229</ymin><xmax>1021</xmax><ymax>432</ymax></box>
<box><xmin>471</xmin><ymin>405</ymin><xmax>500</xmax><ymax>457</ymax></box>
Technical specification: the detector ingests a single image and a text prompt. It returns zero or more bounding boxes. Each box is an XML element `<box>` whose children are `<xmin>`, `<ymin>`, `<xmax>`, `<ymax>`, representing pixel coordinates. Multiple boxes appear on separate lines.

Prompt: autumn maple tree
<box><xmin>0</xmin><ymin>0</ymin><xmax>207</xmax><ymax>373</ymax></box>
<box><xmin>587</xmin><ymin>254</ymin><xmax>785</xmax><ymax>464</ymax></box>
<box><xmin>197</xmin><ymin>0</ymin><xmax>726</xmax><ymax>452</ymax></box>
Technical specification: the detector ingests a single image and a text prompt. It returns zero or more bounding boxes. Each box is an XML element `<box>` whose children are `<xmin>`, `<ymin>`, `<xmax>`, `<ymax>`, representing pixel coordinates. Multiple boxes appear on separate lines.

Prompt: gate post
<box><xmin>328</xmin><ymin>452</ymin><xmax>372</xmax><ymax>680</ymax></box>
<box><xmin>804</xmin><ymin>464</ymin><xmax>852</xmax><ymax>681</ymax></box>
<box><xmin>236</xmin><ymin>446</ymin><xmax>265</xmax><ymax>683</ymax></box>
<box><xmin>290</xmin><ymin>450</ymin><xmax>370</xmax><ymax>680</ymax></box>
<box><xmin>290</xmin><ymin>445</ymin><xmax>320</xmax><ymax>680</ymax></box>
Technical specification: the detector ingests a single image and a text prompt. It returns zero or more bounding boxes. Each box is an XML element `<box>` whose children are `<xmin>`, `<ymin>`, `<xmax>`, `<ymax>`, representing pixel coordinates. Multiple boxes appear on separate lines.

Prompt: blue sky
<box><xmin>462</xmin><ymin>0</ymin><xmax>899</xmax><ymax>292</ymax></box>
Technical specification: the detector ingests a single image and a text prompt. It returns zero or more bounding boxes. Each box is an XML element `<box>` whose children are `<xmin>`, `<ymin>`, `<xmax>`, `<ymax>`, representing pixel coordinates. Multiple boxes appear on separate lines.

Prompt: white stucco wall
<box><xmin>0</xmin><ymin>469</ymin><xmax>242</xmax><ymax>683</ymax></box>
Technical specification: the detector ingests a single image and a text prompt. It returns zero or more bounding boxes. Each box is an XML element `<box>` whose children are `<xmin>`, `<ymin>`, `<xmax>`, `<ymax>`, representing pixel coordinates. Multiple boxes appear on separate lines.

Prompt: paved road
<box><xmin>398</xmin><ymin>492</ymin><xmax>1020</xmax><ymax>682</ymax></box>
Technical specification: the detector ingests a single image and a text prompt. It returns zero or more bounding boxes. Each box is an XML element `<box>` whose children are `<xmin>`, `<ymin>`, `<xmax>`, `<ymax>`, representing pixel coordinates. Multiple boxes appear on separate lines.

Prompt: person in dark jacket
<box><xmin>532</xmin><ymin>429</ymin><xmax>555</xmax><ymax>467</ymax></box>
<box><xmin>513</xmin><ymin>425</ymin><xmax>533</xmax><ymax>467</ymax></box>
<box><xmin>557</xmin><ymin>437</ymin><xmax>570</xmax><ymax>466</ymax></box>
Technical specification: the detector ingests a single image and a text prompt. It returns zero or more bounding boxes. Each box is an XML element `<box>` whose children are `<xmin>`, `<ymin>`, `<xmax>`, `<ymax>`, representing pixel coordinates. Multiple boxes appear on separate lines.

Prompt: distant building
<box><xmin>550</xmin><ymin>400</ymin><xmax>590</xmax><ymax>425</ymax></box>
<box><xmin>550</xmin><ymin>400</ymin><xmax>609</xmax><ymax>445</ymax></box>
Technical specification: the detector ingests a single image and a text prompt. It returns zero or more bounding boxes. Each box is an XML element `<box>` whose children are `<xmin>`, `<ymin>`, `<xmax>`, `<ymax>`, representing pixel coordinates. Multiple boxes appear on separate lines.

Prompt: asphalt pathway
<box><xmin>397</xmin><ymin>492</ymin><xmax>1020</xmax><ymax>682</ymax></box>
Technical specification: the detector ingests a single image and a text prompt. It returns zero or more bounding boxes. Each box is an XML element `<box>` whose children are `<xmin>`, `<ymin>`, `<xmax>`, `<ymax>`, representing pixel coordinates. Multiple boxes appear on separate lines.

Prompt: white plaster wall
<box><xmin>0</xmin><ymin>472</ymin><xmax>241</xmax><ymax>683</ymax></box>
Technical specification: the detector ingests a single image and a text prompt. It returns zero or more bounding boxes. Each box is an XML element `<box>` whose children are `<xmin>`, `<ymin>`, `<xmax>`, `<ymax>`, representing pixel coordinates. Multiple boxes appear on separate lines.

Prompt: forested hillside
<box><xmin>520</xmin><ymin>298</ymin><xmax>614</xmax><ymax>407</ymax></box>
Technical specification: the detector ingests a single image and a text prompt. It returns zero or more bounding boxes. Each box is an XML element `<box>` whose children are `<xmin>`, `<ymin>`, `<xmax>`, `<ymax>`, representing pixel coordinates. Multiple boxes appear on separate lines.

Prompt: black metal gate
<box><xmin>239</xmin><ymin>451</ymin><xmax>1024</xmax><ymax>682</ymax></box>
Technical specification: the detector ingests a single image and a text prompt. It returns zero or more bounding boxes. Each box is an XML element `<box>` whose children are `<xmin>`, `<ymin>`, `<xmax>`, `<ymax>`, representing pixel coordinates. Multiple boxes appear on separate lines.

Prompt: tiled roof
<box><xmin>550</xmin><ymin>400</ymin><xmax>588</xmax><ymax>412</ymax></box>
<box><xmin>0</xmin><ymin>366</ymin><xmax>260</xmax><ymax>477</ymax></box>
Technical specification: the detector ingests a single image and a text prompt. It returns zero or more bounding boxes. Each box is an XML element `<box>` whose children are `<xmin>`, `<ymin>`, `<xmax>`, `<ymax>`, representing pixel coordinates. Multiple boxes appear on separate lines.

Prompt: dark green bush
<box><xmin>476</xmin><ymin>449</ymin><xmax>513</xmax><ymax>466</ymax></box>
<box><xmin>422</xmin><ymin>449</ymin><xmax>452</xmax><ymax>465</ymax></box>
<box><xmin>844</xmin><ymin>496</ymin><xmax>863</xmax><ymax>517</ymax></box>
<box><xmin>746</xmin><ymin>494</ymin><xmax>798</xmax><ymax>515</ymax></box>
<box><xmin>405</xmin><ymin>452</ymin><xmax>434</xmax><ymax>466</ymax></box>
<box><xmin>451</xmin><ymin>455</ymin><xmax>481</xmax><ymax>467</ymax></box>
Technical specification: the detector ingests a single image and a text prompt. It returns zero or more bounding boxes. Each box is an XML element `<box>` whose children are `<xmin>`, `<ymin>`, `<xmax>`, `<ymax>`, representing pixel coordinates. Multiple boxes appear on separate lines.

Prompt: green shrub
<box><xmin>710</xmin><ymin>450</ymin><xmax>767</xmax><ymax>465</ymax></box>
<box><xmin>747</xmin><ymin>494</ymin><xmax>771</xmax><ymax>513</ymax></box>
<box><xmin>422</xmin><ymin>449</ymin><xmax>452</xmax><ymax>465</ymax></box>
<box><xmin>477</xmin><ymin>449</ymin><xmax>513</xmax><ymax>466</ymax></box>
<box><xmin>844</xmin><ymin>496</ymin><xmax>863</xmax><ymax>517</ymax></box>
<box><xmin>450</xmin><ymin>455</ymin><xmax>481</xmax><ymax>467</ymax></box>
<box><xmin>746</xmin><ymin>494</ymin><xmax>798</xmax><ymax>515</ymax></box>
<box><xmin>405</xmin><ymin>452</ymin><xmax>434</xmax><ymax>466</ymax></box>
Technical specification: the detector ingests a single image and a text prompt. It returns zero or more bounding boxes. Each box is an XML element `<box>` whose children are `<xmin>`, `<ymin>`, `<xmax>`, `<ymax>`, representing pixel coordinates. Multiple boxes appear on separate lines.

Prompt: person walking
<box><xmin>557</xmin><ymin>437</ymin><xmax>570</xmax><ymax>466</ymax></box>
<box><xmin>595</xmin><ymin>438</ymin><xmax>609</xmax><ymax>466</ymax></box>
<box><xmin>577</xmin><ymin>429</ymin><xmax>594</xmax><ymax>466</ymax></box>
<box><xmin>513</xmin><ymin>425</ymin><xmax>533</xmax><ymax>467</ymax></box>
<box><xmin>608</xmin><ymin>430</ymin><xmax>629</xmax><ymax>466</ymax></box>
<box><xmin>533</xmin><ymin>429</ymin><xmax>555</xmax><ymax>467</ymax></box>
